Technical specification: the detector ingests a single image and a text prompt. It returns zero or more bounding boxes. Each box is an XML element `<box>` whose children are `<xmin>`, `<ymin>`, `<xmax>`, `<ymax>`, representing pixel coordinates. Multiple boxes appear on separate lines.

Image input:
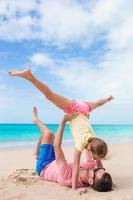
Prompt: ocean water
<box><xmin>0</xmin><ymin>124</ymin><xmax>133</xmax><ymax>150</ymax></box>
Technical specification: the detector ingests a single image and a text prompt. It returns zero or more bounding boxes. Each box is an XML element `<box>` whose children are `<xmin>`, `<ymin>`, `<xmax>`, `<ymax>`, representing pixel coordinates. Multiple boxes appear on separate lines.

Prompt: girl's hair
<box><xmin>92</xmin><ymin>172</ymin><xmax>114</xmax><ymax>192</ymax></box>
<box><xmin>88</xmin><ymin>137</ymin><xmax>108</xmax><ymax>159</ymax></box>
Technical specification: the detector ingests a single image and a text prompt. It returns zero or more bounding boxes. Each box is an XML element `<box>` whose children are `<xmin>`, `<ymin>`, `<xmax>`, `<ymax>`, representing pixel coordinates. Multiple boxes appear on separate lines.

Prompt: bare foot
<box><xmin>32</xmin><ymin>107</ymin><xmax>39</xmax><ymax>124</ymax></box>
<box><xmin>108</xmin><ymin>95</ymin><xmax>114</xmax><ymax>101</ymax></box>
<box><xmin>8</xmin><ymin>69</ymin><xmax>32</xmax><ymax>79</ymax></box>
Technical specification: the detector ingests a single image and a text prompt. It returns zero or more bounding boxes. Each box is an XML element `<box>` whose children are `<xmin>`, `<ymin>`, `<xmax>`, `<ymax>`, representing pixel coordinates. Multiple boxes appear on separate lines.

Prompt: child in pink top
<box><xmin>9</xmin><ymin>69</ymin><xmax>114</xmax><ymax>190</ymax></box>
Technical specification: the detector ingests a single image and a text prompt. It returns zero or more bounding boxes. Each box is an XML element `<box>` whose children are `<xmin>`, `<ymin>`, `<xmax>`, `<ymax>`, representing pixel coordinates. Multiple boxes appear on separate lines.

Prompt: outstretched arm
<box><xmin>72</xmin><ymin>149</ymin><xmax>81</xmax><ymax>190</ymax></box>
<box><xmin>54</xmin><ymin>113</ymin><xmax>78</xmax><ymax>167</ymax></box>
<box><xmin>56</xmin><ymin>113</ymin><xmax>81</xmax><ymax>190</ymax></box>
<box><xmin>91</xmin><ymin>95</ymin><xmax>114</xmax><ymax>110</ymax></box>
<box><xmin>53</xmin><ymin>118</ymin><xmax>66</xmax><ymax>166</ymax></box>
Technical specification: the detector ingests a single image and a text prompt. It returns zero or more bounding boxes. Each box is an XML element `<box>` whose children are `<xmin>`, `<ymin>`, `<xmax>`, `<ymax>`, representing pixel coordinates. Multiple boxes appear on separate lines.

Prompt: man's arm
<box><xmin>72</xmin><ymin>149</ymin><xmax>81</xmax><ymax>190</ymax></box>
<box><xmin>54</xmin><ymin>113</ymin><xmax>78</xmax><ymax>166</ymax></box>
<box><xmin>54</xmin><ymin>120</ymin><xmax>66</xmax><ymax>148</ymax></box>
<box><xmin>54</xmin><ymin>113</ymin><xmax>77</xmax><ymax>148</ymax></box>
<box><xmin>91</xmin><ymin>95</ymin><xmax>114</xmax><ymax>110</ymax></box>
<box><xmin>54</xmin><ymin>119</ymin><xmax>66</xmax><ymax>166</ymax></box>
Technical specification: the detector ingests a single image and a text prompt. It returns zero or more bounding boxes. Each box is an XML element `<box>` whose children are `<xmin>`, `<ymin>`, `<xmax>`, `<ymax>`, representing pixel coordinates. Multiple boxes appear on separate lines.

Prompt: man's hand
<box><xmin>62</xmin><ymin>112</ymin><xmax>78</xmax><ymax>123</ymax></box>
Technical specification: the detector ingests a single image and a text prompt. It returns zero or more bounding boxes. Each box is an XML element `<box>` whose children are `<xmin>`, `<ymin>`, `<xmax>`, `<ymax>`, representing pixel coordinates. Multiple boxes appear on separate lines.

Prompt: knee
<box><xmin>47</xmin><ymin>130</ymin><xmax>54</xmax><ymax>139</ymax></box>
<box><xmin>42</xmin><ymin>130</ymin><xmax>55</xmax><ymax>143</ymax></box>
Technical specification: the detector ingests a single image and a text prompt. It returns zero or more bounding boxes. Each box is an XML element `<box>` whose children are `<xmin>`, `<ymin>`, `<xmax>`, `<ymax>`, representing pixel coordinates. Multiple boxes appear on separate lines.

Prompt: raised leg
<box><xmin>90</xmin><ymin>95</ymin><xmax>114</xmax><ymax>110</ymax></box>
<box><xmin>8</xmin><ymin>69</ymin><xmax>71</xmax><ymax>111</ymax></box>
<box><xmin>33</xmin><ymin>107</ymin><xmax>54</xmax><ymax>159</ymax></box>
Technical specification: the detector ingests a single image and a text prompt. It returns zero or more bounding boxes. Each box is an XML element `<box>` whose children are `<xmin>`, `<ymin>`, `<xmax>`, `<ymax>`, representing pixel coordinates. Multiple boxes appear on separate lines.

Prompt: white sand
<box><xmin>0</xmin><ymin>144</ymin><xmax>133</xmax><ymax>200</ymax></box>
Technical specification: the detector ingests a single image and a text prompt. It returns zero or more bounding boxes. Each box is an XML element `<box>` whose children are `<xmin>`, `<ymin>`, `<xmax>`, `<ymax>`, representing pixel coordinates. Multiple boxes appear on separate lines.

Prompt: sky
<box><xmin>0</xmin><ymin>0</ymin><xmax>133</xmax><ymax>124</ymax></box>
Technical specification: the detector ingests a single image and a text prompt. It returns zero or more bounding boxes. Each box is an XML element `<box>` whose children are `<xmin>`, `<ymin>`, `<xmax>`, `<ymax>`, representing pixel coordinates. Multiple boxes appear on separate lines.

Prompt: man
<box><xmin>33</xmin><ymin>107</ymin><xmax>113</xmax><ymax>192</ymax></box>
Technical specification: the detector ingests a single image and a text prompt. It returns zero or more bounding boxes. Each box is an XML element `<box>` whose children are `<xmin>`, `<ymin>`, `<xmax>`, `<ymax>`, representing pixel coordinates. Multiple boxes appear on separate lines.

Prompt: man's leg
<box><xmin>36</xmin><ymin>134</ymin><xmax>55</xmax><ymax>176</ymax></box>
<box><xmin>8</xmin><ymin>69</ymin><xmax>71</xmax><ymax>110</ymax></box>
<box><xmin>33</xmin><ymin>106</ymin><xmax>54</xmax><ymax>143</ymax></box>
<box><xmin>34</xmin><ymin>107</ymin><xmax>56</xmax><ymax>175</ymax></box>
<box><xmin>53</xmin><ymin>120</ymin><xmax>66</xmax><ymax>167</ymax></box>
<box><xmin>33</xmin><ymin>107</ymin><xmax>54</xmax><ymax>159</ymax></box>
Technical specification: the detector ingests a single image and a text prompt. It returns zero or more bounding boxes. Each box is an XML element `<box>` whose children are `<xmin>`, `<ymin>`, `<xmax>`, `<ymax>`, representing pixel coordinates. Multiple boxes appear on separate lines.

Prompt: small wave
<box><xmin>1</xmin><ymin>137</ymin><xmax>133</xmax><ymax>151</ymax></box>
<box><xmin>0</xmin><ymin>141</ymin><xmax>37</xmax><ymax>151</ymax></box>
<box><xmin>0</xmin><ymin>140</ymin><xmax>74</xmax><ymax>150</ymax></box>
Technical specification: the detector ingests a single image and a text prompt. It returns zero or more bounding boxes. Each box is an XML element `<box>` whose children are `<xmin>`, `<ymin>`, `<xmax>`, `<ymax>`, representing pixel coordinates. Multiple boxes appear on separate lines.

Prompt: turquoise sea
<box><xmin>0</xmin><ymin>124</ymin><xmax>133</xmax><ymax>150</ymax></box>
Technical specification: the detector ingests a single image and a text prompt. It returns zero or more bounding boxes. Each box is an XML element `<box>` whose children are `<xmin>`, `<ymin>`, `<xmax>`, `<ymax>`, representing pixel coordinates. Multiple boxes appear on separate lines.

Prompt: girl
<box><xmin>8</xmin><ymin>69</ymin><xmax>114</xmax><ymax>189</ymax></box>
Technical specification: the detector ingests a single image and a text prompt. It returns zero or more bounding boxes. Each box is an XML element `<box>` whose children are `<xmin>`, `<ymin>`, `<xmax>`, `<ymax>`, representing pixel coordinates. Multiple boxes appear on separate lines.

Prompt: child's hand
<box><xmin>62</xmin><ymin>112</ymin><xmax>78</xmax><ymax>123</ymax></box>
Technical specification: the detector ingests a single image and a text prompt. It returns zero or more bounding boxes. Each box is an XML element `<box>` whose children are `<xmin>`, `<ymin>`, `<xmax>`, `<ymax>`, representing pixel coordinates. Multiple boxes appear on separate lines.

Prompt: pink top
<box><xmin>64</xmin><ymin>100</ymin><xmax>93</xmax><ymax>116</ymax></box>
<box><xmin>40</xmin><ymin>152</ymin><xmax>97</xmax><ymax>188</ymax></box>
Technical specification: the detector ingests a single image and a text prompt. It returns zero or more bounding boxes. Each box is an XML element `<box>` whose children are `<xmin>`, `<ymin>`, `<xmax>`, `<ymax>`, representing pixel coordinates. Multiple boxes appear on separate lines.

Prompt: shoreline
<box><xmin>0</xmin><ymin>140</ymin><xmax>74</xmax><ymax>151</ymax></box>
<box><xmin>1</xmin><ymin>139</ymin><xmax>133</xmax><ymax>151</ymax></box>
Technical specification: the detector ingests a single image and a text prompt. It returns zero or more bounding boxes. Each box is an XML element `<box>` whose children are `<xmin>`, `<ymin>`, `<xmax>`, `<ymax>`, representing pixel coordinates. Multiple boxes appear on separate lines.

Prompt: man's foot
<box><xmin>8</xmin><ymin>69</ymin><xmax>32</xmax><ymax>79</ymax></box>
<box><xmin>32</xmin><ymin>107</ymin><xmax>39</xmax><ymax>124</ymax></box>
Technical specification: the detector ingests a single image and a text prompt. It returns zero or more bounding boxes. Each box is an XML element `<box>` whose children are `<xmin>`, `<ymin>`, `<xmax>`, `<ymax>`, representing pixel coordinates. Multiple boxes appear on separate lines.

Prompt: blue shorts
<box><xmin>36</xmin><ymin>144</ymin><xmax>55</xmax><ymax>176</ymax></box>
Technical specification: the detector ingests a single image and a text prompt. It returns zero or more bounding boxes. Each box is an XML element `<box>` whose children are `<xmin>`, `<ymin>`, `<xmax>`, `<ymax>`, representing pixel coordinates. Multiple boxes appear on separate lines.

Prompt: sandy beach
<box><xmin>0</xmin><ymin>144</ymin><xmax>133</xmax><ymax>200</ymax></box>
